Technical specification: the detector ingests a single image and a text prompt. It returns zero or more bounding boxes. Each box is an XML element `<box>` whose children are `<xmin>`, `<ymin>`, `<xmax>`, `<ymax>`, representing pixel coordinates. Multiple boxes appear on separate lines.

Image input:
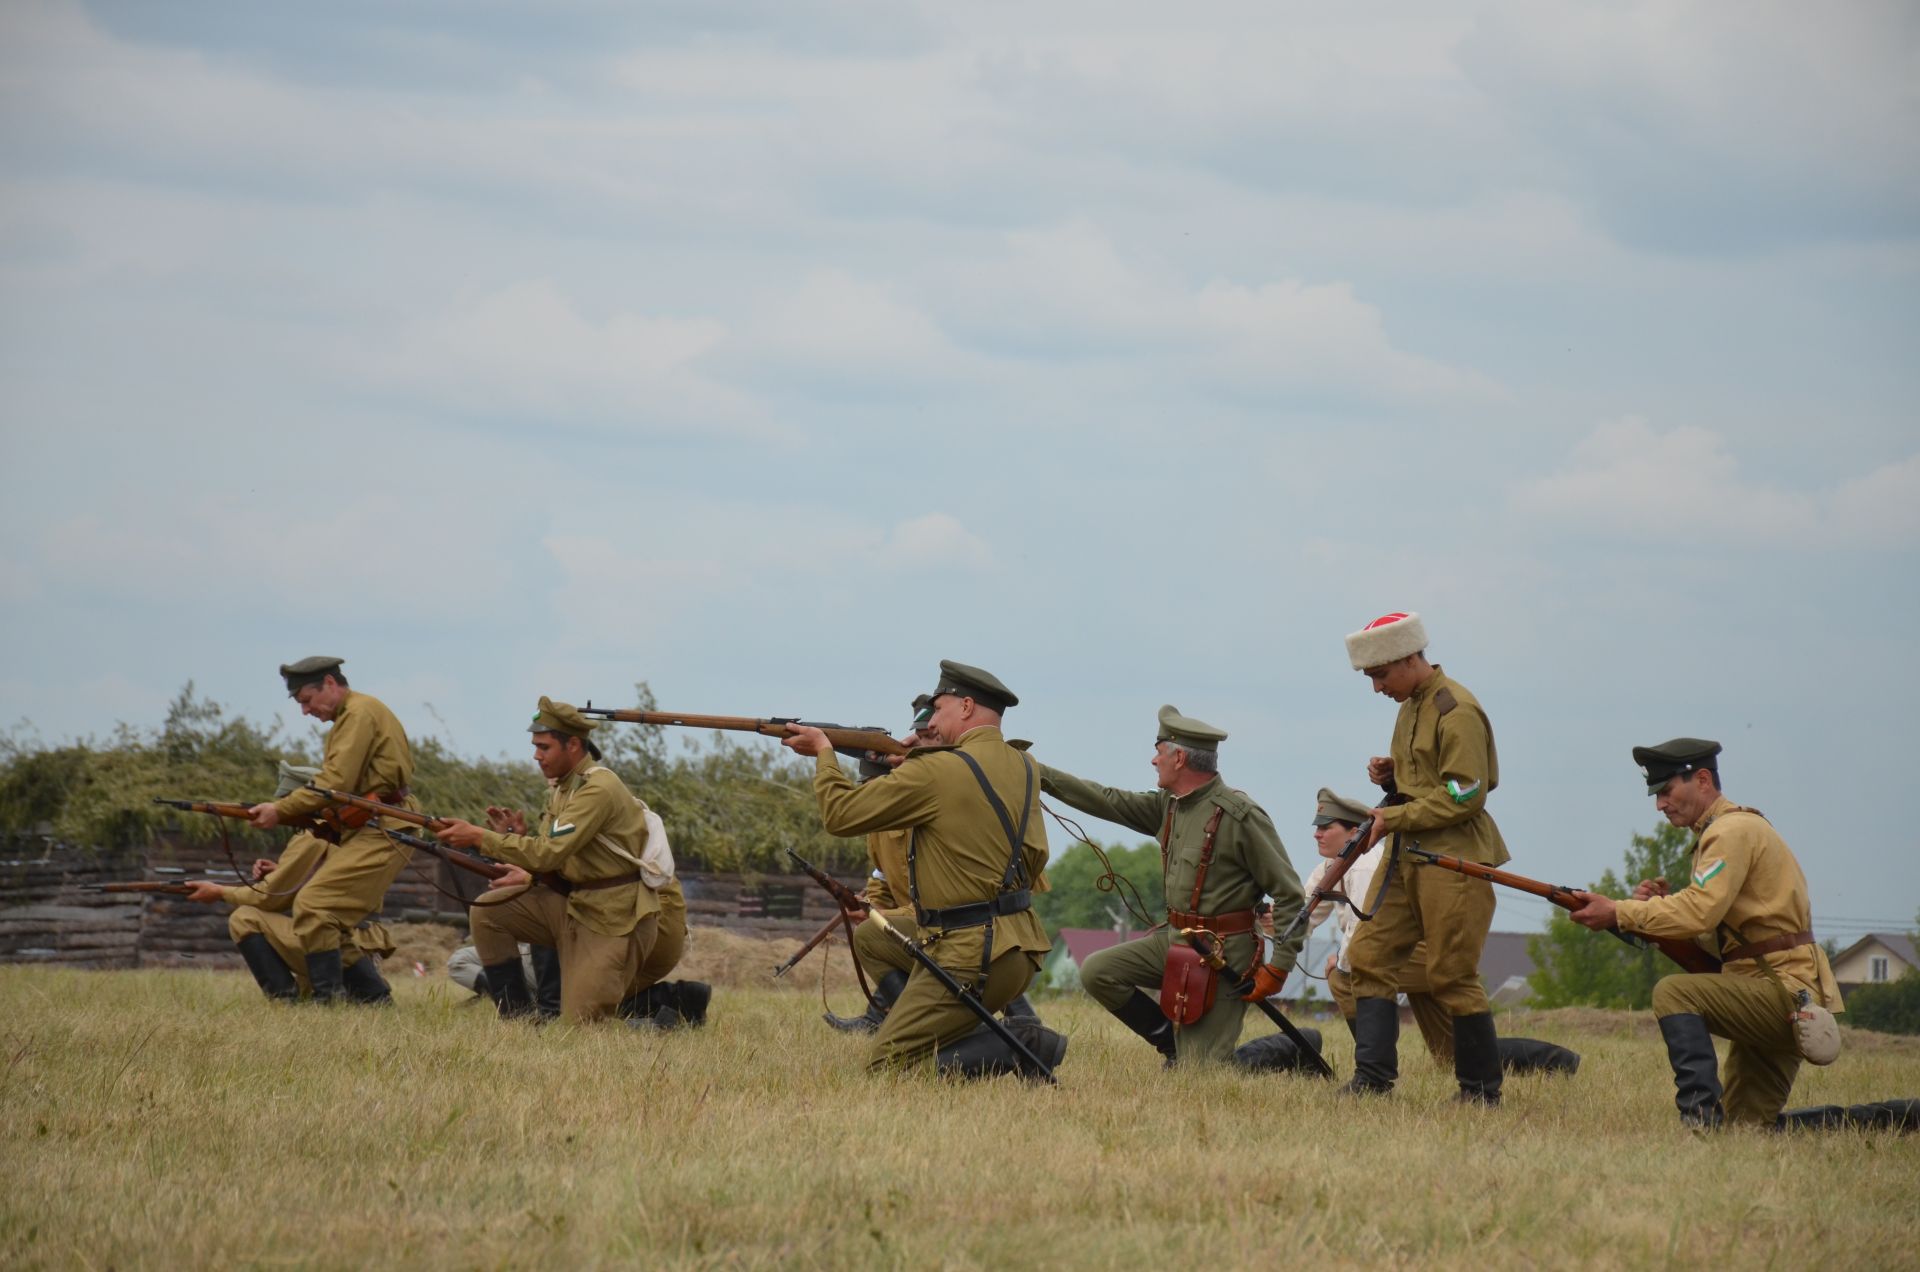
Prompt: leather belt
<box><xmin>1721</xmin><ymin>930</ymin><xmax>1814</xmax><ymax>963</ymax></box>
<box><xmin>542</xmin><ymin>870</ymin><xmax>643</xmax><ymax>897</ymax></box>
<box><xmin>1167</xmin><ymin>907</ymin><xmax>1258</xmax><ymax>936</ymax></box>
<box><xmin>918</xmin><ymin>889</ymin><xmax>1031</xmax><ymax>930</ymax></box>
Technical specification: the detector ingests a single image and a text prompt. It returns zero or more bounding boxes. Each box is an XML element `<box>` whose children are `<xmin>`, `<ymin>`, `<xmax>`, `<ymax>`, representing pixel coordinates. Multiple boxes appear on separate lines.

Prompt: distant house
<box><xmin>1481</xmin><ymin>931</ymin><xmax>1541</xmax><ymax>1007</ymax></box>
<box><xmin>1041</xmin><ymin>928</ymin><xmax>1131</xmax><ymax>992</ymax></box>
<box><xmin>1832</xmin><ymin>933</ymin><xmax>1918</xmax><ymax>997</ymax></box>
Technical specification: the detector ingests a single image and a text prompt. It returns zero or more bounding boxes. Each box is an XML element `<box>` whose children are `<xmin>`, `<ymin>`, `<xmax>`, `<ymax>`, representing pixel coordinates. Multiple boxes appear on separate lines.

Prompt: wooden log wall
<box><xmin>1</xmin><ymin>835</ymin><xmax>865</xmax><ymax>970</ymax></box>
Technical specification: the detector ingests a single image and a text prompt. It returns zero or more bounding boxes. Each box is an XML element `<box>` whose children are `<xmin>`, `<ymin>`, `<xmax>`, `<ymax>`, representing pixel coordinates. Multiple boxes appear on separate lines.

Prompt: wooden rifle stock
<box><xmin>308</xmin><ymin>787</ymin><xmax>444</xmax><ymax>829</ymax></box>
<box><xmin>1403</xmin><ymin>846</ymin><xmax>1723</xmax><ymax>974</ymax></box>
<box><xmin>152</xmin><ymin>796</ymin><xmax>338</xmax><ymax>841</ymax></box>
<box><xmin>379</xmin><ymin>826</ymin><xmax>509</xmax><ymax>882</ymax></box>
<box><xmin>92</xmin><ymin>880</ymin><xmax>195</xmax><ymax>895</ymax></box>
<box><xmin>577</xmin><ymin>706</ymin><xmax>908</xmax><ymax>757</ymax></box>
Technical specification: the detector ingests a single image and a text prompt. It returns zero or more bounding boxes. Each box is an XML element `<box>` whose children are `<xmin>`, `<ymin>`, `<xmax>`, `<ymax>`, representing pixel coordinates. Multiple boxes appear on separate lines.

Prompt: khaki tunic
<box><xmin>479</xmin><ymin>763</ymin><xmax>661</xmax><ymax>937</ymax></box>
<box><xmin>1040</xmin><ymin>766</ymin><xmax>1304</xmax><ymax>1062</ymax></box>
<box><xmin>1375</xmin><ymin>667</ymin><xmax>1506</xmax><ymax>865</ymax></box>
<box><xmin>266</xmin><ymin>690</ymin><xmax>417</xmax><ymax>954</ymax></box>
<box><xmin>1614</xmin><ymin>796</ymin><xmax>1841</xmax><ymax>1008</ymax></box>
<box><xmin>629</xmin><ymin>878</ymin><xmax>688</xmax><ymax>992</ymax></box>
<box><xmin>810</xmin><ymin>726</ymin><xmax>1049</xmax><ymax>1070</ymax></box>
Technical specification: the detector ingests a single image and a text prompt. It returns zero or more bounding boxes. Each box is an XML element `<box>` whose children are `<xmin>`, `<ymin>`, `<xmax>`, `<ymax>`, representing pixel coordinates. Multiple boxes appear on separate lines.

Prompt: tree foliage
<box><xmin>1030</xmin><ymin>839</ymin><xmax>1165</xmax><ymax>936</ymax></box>
<box><xmin>1526</xmin><ymin>821</ymin><xmax>1697</xmax><ymax>1009</ymax></box>
<box><xmin>0</xmin><ymin>682</ymin><xmax>862</xmax><ymax>871</ymax></box>
<box><xmin>1845</xmin><ymin>975</ymin><xmax>1920</xmax><ymax>1036</ymax></box>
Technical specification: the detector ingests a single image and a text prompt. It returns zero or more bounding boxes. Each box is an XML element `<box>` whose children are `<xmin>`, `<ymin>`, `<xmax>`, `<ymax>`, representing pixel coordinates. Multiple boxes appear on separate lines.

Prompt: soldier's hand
<box><xmin>1632</xmin><ymin>878</ymin><xmax>1670</xmax><ymax>901</ymax></box>
<box><xmin>1567</xmin><ymin>891</ymin><xmax>1617</xmax><ymax>930</ymax></box>
<box><xmin>485</xmin><ymin>865</ymin><xmax>533</xmax><ymax>892</ymax></box>
<box><xmin>185</xmin><ymin>881</ymin><xmax>226</xmax><ymax>904</ymax></box>
<box><xmin>248</xmin><ymin>802</ymin><xmax>281</xmax><ymax>830</ymax></box>
<box><xmin>1325</xmin><ymin>951</ymin><xmax>1338</xmax><ymax>979</ymax></box>
<box><xmin>1361</xmin><ymin>810</ymin><xmax>1387</xmax><ymax>851</ymax></box>
<box><xmin>1366</xmin><ymin>756</ymin><xmax>1395</xmax><ymax>786</ymax></box>
<box><xmin>780</xmin><ymin>725</ymin><xmax>832</xmax><ymax>757</ymax></box>
<box><xmin>251</xmin><ymin>858</ymin><xmax>277</xmax><ymax>881</ymax></box>
<box><xmin>434</xmin><ymin>818</ymin><xmax>487</xmax><ymax>849</ymax></box>
<box><xmin>485</xmin><ymin>806</ymin><xmax>527</xmax><ymax>834</ymax></box>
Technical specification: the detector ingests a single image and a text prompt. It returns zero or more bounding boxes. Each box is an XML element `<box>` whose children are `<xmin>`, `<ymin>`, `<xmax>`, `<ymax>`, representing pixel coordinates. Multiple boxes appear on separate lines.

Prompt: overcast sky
<box><xmin>3</xmin><ymin>1</ymin><xmax>1915</xmax><ymax>943</ymax></box>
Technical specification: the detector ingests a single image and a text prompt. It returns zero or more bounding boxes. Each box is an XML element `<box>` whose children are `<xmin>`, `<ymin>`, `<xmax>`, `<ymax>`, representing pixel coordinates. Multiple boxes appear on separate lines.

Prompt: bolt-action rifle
<box><xmin>578</xmin><ymin>706</ymin><xmax>907</xmax><ymax>759</ymax></box>
<box><xmin>1271</xmin><ymin>790</ymin><xmax>1408</xmax><ymax>959</ymax></box>
<box><xmin>1402</xmin><ymin>845</ymin><xmax>1722</xmax><ymax>974</ymax></box>
<box><xmin>787</xmin><ymin>846</ymin><xmax>1057</xmax><ymax>1084</ymax></box>
<box><xmin>92</xmin><ymin>880</ymin><xmax>196</xmax><ymax>895</ymax></box>
<box><xmin>773</xmin><ymin>910</ymin><xmax>865</xmax><ymax>978</ymax></box>
<box><xmin>150</xmin><ymin>796</ymin><xmax>358</xmax><ymax>843</ymax></box>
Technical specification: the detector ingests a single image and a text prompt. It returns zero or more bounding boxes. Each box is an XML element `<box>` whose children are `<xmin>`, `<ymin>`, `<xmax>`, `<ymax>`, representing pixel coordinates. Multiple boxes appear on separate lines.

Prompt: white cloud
<box><xmin>1513</xmin><ymin>417</ymin><xmax>1919</xmax><ymax>547</ymax></box>
<box><xmin>938</xmin><ymin>222</ymin><xmax>1504</xmax><ymax>403</ymax></box>
<box><xmin>362</xmin><ymin>279</ymin><xmax>771</xmax><ymax>436</ymax></box>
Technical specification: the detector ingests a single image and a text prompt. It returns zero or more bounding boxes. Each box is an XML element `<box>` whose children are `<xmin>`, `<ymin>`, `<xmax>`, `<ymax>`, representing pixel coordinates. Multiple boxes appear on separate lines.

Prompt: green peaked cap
<box><xmin>1156</xmin><ymin>704</ymin><xmax>1227</xmax><ymax>750</ymax></box>
<box><xmin>1632</xmin><ymin>737</ymin><xmax>1721</xmax><ymax>793</ymax></box>
<box><xmin>930</xmin><ymin>660</ymin><xmax>1018</xmax><ymax>712</ymax></box>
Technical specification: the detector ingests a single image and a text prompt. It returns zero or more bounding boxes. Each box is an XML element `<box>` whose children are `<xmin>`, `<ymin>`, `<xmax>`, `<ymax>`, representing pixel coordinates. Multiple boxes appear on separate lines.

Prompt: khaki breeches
<box><xmin>1652</xmin><ymin>973</ymin><xmax>1801</xmax><ymax>1127</ymax></box>
<box><xmin>868</xmin><ymin>946</ymin><xmax>1038</xmax><ymax>1072</ymax></box>
<box><xmin>289</xmin><ymin>824</ymin><xmax>413</xmax><ymax>955</ymax></box>
<box><xmin>1347</xmin><ymin>859</ymin><xmax>1494</xmax><ymax>1014</ymax></box>
<box><xmin>851</xmin><ymin>911</ymin><xmax>917</xmax><ymax>979</ymax></box>
<box><xmin>228</xmin><ymin>907</ymin><xmax>370</xmax><ymax>991</ymax></box>
<box><xmin>470</xmin><ymin>886</ymin><xmax>655</xmax><ymax>1024</ymax></box>
<box><xmin>628</xmin><ymin>882</ymin><xmax>687</xmax><ymax>993</ymax></box>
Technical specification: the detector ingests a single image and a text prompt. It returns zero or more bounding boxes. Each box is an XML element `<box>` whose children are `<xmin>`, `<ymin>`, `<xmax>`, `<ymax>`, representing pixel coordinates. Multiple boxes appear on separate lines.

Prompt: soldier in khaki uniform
<box><xmin>1341</xmin><ymin>612</ymin><xmax>1506</xmax><ymax>1104</ymax></box>
<box><xmin>434</xmin><ymin>698</ymin><xmax>662</xmax><ymax>1025</ymax></box>
<box><xmin>783</xmin><ymin>661</ymin><xmax>1065</xmax><ymax>1076</ymax></box>
<box><xmin>245</xmin><ymin>657</ymin><xmax>415</xmax><ymax>1005</ymax></box>
<box><xmin>1305</xmin><ymin>786</ymin><xmax>1578</xmax><ymax>1076</ymax></box>
<box><xmin>825</xmin><ymin>696</ymin><xmax>1043</xmax><ymax>1034</ymax></box>
<box><xmin>1042</xmin><ymin>705</ymin><xmax>1306</xmax><ymax>1067</ymax></box>
<box><xmin>1570</xmin><ymin>739</ymin><xmax>1843</xmax><ymax>1128</ymax></box>
<box><xmin>187</xmin><ymin>761</ymin><xmax>395</xmax><ymax>1003</ymax></box>
<box><xmin>617</xmin><ymin>877</ymin><xmax>710</xmax><ymax>1027</ymax></box>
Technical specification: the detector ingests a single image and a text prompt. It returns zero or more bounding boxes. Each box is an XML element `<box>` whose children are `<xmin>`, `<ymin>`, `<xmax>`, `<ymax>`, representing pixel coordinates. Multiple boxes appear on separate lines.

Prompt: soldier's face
<box><xmin>1312</xmin><ymin>821</ymin><xmax>1353</xmax><ymax>858</ymax></box>
<box><xmin>293</xmin><ymin>677</ymin><xmax>346</xmax><ymax>721</ymax></box>
<box><xmin>1150</xmin><ymin>742</ymin><xmax>1183</xmax><ymax>790</ymax></box>
<box><xmin>926</xmin><ymin>694</ymin><xmax>971</xmax><ymax>745</ymax></box>
<box><xmin>531</xmin><ymin>733</ymin><xmax>582</xmax><ymax>781</ymax></box>
<box><xmin>1364</xmin><ymin>658</ymin><xmax>1420</xmax><ymax>702</ymax></box>
<box><xmin>1653</xmin><ymin>770</ymin><xmax>1716</xmax><ymax>827</ymax></box>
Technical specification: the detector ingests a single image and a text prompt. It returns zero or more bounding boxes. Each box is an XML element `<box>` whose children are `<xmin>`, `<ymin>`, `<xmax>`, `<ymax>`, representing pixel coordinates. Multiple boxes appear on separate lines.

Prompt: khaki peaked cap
<box><xmin>1314</xmin><ymin>787</ymin><xmax>1374</xmax><ymax>827</ymax></box>
<box><xmin>528</xmin><ymin>696</ymin><xmax>597</xmax><ymax>739</ymax></box>
<box><xmin>279</xmin><ymin>655</ymin><xmax>344</xmax><ymax>693</ymax></box>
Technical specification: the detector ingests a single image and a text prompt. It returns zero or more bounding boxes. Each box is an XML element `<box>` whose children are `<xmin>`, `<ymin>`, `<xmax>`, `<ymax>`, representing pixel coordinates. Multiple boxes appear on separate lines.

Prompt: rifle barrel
<box><xmin>1406</xmin><ymin>846</ymin><xmax>1722</xmax><ymax>974</ymax></box>
<box><xmin>578</xmin><ymin>707</ymin><xmax>908</xmax><ymax>757</ymax></box>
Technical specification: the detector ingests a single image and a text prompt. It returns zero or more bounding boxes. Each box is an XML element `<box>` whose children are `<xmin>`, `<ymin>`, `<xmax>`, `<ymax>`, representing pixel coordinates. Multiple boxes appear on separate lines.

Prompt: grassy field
<box><xmin>2</xmin><ymin>959</ymin><xmax>1917</xmax><ymax>1271</ymax></box>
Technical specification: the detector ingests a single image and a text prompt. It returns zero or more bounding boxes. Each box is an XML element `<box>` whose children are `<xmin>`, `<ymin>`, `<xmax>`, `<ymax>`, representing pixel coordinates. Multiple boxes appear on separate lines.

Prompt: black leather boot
<box><xmin>935</xmin><ymin>1017</ymin><xmax>1068</xmax><ymax>1079</ymax></box>
<box><xmin>1001</xmin><ymin>994</ymin><xmax>1038</xmax><ymax>1021</ymax></box>
<box><xmin>1341</xmin><ymin>997</ymin><xmax>1399</xmax><ymax>1095</ymax></box>
<box><xmin>1775</xmin><ymin>1105</ymin><xmax>1847</xmax><ymax>1131</ymax></box>
<box><xmin>1113</xmin><ymin>990</ymin><xmax>1178</xmax><ymax>1067</ymax></box>
<box><xmin>341</xmin><ymin>956</ymin><xmax>393</xmax><ymax>1005</ymax></box>
<box><xmin>1452</xmin><ymin>1011</ymin><xmax>1503</xmax><ymax>1105</ymax></box>
<box><xmin>235</xmin><ymin>934</ymin><xmax>299</xmax><ymax>1001</ymax></box>
<box><xmin>528</xmin><ymin>945</ymin><xmax>562</xmax><ymax>1020</ymax></box>
<box><xmin>1846</xmin><ymin>1099</ymin><xmax>1920</xmax><ymax>1131</ymax></box>
<box><xmin>1498</xmin><ymin>1037</ymin><xmax>1580</xmax><ymax>1075</ymax></box>
<box><xmin>825</xmin><ymin>970</ymin><xmax>906</xmax><ymax>1034</ymax></box>
<box><xmin>1658</xmin><ymin>1013</ymin><xmax>1725</xmax><ymax>1128</ymax></box>
<box><xmin>305</xmin><ymin>948</ymin><xmax>344</xmax><ymax>1005</ymax></box>
<box><xmin>482</xmin><ymin>958</ymin><xmax>535</xmax><ymax>1019</ymax></box>
<box><xmin>1232</xmin><ymin>1028</ymin><xmax>1325</xmax><ymax>1075</ymax></box>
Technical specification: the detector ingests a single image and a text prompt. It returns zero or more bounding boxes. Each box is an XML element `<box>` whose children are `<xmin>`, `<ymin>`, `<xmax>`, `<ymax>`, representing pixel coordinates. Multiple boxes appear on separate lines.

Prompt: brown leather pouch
<box><xmin>1159</xmin><ymin>943</ymin><xmax>1218</xmax><ymax>1026</ymax></box>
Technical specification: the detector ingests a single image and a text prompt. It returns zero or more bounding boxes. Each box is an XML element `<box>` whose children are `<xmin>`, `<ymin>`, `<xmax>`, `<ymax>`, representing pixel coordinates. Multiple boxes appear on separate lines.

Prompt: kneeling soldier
<box><xmin>434</xmin><ymin>698</ymin><xmax>660</xmax><ymax>1025</ymax></box>
<box><xmin>1042</xmin><ymin>705</ymin><xmax>1305</xmax><ymax>1067</ymax></box>
<box><xmin>783</xmin><ymin>661</ymin><xmax>1064</xmax><ymax>1077</ymax></box>
<box><xmin>1570</xmin><ymin>739</ymin><xmax>1842</xmax><ymax>1128</ymax></box>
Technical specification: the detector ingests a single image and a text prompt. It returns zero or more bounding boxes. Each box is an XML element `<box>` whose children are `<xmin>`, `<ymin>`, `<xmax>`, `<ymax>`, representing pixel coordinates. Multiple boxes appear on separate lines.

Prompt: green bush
<box><xmin>1845</xmin><ymin>974</ymin><xmax>1920</xmax><ymax>1035</ymax></box>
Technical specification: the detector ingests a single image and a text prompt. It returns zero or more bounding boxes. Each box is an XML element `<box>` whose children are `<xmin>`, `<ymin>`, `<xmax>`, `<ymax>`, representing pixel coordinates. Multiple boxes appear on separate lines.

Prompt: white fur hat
<box><xmin>1344</xmin><ymin>611</ymin><xmax>1428</xmax><ymax>670</ymax></box>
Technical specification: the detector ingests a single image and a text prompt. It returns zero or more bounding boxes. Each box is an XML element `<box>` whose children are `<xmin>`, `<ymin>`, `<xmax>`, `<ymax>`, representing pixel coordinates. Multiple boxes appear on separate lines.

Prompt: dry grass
<box><xmin>2</xmin><ymin>961</ymin><xmax>1916</xmax><ymax>1271</ymax></box>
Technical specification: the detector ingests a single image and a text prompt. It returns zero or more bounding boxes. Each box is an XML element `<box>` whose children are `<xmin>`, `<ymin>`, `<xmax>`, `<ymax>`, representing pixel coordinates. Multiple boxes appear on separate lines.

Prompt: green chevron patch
<box><xmin>1692</xmin><ymin>860</ymin><xmax>1725</xmax><ymax>888</ymax></box>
